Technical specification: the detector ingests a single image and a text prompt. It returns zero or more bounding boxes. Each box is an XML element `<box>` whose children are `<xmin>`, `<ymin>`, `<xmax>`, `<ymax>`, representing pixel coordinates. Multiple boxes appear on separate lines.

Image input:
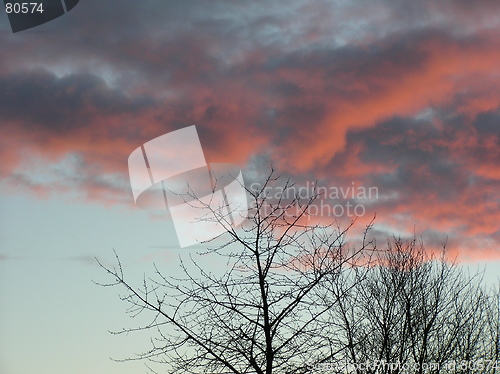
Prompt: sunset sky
<box><xmin>1</xmin><ymin>1</ymin><xmax>500</xmax><ymax>373</ymax></box>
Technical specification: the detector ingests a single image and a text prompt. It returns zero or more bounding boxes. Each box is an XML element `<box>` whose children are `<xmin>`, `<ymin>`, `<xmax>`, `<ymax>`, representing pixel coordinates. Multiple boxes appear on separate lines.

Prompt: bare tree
<box><xmin>98</xmin><ymin>170</ymin><xmax>499</xmax><ymax>374</ymax></box>
<box><xmin>326</xmin><ymin>236</ymin><xmax>499</xmax><ymax>374</ymax></box>
<box><xmin>97</xmin><ymin>170</ymin><xmax>375</xmax><ymax>374</ymax></box>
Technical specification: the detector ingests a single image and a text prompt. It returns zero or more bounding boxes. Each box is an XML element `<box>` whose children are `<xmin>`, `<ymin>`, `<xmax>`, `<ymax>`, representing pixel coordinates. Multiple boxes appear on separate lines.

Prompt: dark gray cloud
<box><xmin>0</xmin><ymin>70</ymin><xmax>155</xmax><ymax>133</ymax></box>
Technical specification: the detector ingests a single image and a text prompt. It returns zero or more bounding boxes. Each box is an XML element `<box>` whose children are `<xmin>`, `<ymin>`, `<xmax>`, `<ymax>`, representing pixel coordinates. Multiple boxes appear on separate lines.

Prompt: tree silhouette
<box><xmin>98</xmin><ymin>170</ymin><xmax>499</xmax><ymax>374</ymax></box>
<box><xmin>326</xmin><ymin>237</ymin><xmax>499</xmax><ymax>374</ymax></box>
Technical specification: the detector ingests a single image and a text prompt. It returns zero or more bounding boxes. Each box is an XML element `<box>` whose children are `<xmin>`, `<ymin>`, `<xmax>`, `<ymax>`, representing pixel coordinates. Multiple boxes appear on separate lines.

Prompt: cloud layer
<box><xmin>1</xmin><ymin>0</ymin><xmax>499</xmax><ymax>259</ymax></box>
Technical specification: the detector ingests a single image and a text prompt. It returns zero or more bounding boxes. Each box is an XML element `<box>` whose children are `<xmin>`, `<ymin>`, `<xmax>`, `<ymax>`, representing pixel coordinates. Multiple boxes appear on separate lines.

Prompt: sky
<box><xmin>1</xmin><ymin>0</ymin><xmax>500</xmax><ymax>373</ymax></box>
